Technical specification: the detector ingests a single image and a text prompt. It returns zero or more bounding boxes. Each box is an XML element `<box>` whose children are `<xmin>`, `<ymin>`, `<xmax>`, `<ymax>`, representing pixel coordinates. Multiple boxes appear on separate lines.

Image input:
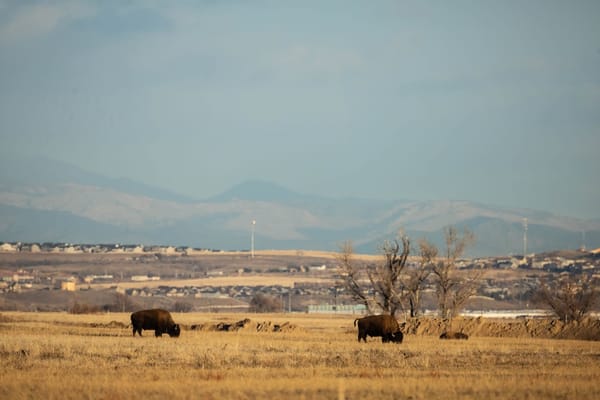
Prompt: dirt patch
<box><xmin>401</xmin><ymin>317</ymin><xmax>600</xmax><ymax>341</ymax></box>
<box><xmin>189</xmin><ymin>318</ymin><xmax>302</xmax><ymax>333</ymax></box>
<box><xmin>89</xmin><ymin>321</ymin><xmax>128</xmax><ymax>329</ymax></box>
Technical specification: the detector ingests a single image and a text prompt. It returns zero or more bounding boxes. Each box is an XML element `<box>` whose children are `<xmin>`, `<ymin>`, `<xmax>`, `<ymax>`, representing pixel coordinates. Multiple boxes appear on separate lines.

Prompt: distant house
<box><xmin>184</xmin><ymin>247</ymin><xmax>209</xmax><ymax>256</ymax></box>
<box><xmin>84</xmin><ymin>275</ymin><xmax>114</xmax><ymax>283</ymax></box>
<box><xmin>307</xmin><ymin>304</ymin><xmax>367</xmax><ymax>314</ymax></box>
<box><xmin>61</xmin><ymin>281</ymin><xmax>76</xmax><ymax>291</ymax></box>
<box><xmin>13</xmin><ymin>274</ymin><xmax>34</xmax><ymax>283</ymax></box>
<box><xmin>109</xmin><ymin>245</ymin><xmax>125</xmax><ymax>254</ymax></box>
<box><xmin>63</xmin><ymin>245</ymin><xmax>82</xmax><ymax>254</ymax></box>
<box><xmin>131</xmin><ymin>275</ymin><xmax>160</xmax><ymax>282</ymax></box>
<box><xmin>0</xmin><ymin>243</ymin><xmax>18</xmax><ymax>252</ymax></box>
<box><xmin>125</xmin><ymin>245</ymin><xmax>145</xmax><ymax>254</ymax></box>
<box><xmin>157</xmin><ymin>246</ymin><xmax>178</xmax><ymax>255</ymax></box>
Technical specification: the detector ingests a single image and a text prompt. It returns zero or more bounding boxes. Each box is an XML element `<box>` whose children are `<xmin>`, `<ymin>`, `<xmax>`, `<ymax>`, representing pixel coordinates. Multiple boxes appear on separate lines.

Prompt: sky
<box><xmin>0</xmin><ymin>1</ymin><xmax>599</xmax><ymax>219</ymax></box>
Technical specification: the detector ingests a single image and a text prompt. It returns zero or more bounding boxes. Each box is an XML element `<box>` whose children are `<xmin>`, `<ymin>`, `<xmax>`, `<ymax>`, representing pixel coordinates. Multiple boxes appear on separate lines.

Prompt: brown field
<box><xmin>1</xmin><ymin>312</ymin><xmax>600</xmax><ymax>399</ymax></box>
<box><xmin>221</xmin><ymin>249</ymin><xmax>383</xmax><ymax>261</ymax></box>
<box><xmin>90</xmin><ymin>275</ymin><xmax>336</xmax><ymax>290</ymax></box>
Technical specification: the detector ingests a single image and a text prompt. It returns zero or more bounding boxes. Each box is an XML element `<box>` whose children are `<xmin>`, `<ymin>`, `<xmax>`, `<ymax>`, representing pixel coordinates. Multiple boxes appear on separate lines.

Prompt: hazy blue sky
<box><xmin>1</xmin><ymin>1</ymin><xmax>599</xmax><ymax>218</ymax></box>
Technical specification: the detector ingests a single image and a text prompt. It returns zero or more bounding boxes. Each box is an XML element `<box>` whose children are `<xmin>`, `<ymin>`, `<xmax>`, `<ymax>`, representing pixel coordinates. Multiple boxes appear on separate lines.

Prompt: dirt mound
<box><xmin>401</xmin><ymin>317</ymin><xmax>600</xmax><ymax>341</ymax></box>
<box><xmin>189</xmin><ymin>318</ymin><xmax>301</xmax><ymax>333</ymax></box>
<box><xmin>255</xmin><ymin>320</ymin><xmax>298</xmax><ymax>333</ymax></box>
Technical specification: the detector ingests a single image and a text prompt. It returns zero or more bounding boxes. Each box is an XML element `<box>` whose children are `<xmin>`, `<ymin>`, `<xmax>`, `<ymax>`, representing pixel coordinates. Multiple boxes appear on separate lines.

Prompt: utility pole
<box><xmin>522</xmin><ymin>218</ymin><xmax>528</xmax><ymax>260</ymax></box>
<box><xmin>251</xmin><ymin>219</ymin><xmax>256</xmax><ymax>259</ymax></box>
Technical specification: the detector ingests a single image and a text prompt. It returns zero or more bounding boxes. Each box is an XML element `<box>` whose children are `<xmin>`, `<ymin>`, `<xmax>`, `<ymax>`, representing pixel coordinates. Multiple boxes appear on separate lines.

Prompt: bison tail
<box><xmin>353</xmin><ymin>319</ymin><xmax>358</xmax><ymax>327</ymax></box>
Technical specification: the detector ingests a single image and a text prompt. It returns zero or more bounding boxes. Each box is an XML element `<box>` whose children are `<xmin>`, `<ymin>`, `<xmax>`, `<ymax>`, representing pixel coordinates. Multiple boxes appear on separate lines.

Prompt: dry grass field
<box><xmin>1</xmin><ymin>312</ymin><xmax>600</xmax><ymax>399</ymax></box>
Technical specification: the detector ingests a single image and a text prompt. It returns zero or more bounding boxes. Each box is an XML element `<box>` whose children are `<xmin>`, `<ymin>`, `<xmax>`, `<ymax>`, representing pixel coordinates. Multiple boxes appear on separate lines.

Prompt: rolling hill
<box><xmin>0</xmin><ymin>156</ymin><xmax>598</xmax><ymax>256</ymax></box>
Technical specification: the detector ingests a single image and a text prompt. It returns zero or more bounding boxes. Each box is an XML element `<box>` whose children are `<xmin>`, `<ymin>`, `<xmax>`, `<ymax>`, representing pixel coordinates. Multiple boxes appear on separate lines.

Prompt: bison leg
<box><xmin>155</xmin><ymin>330</ymin><xmax>162</xmax><ymax>337</ymax></box>
<box><xmin>133</xmin><ymin>327</ymin><xmax>142</xmax><ymax>337</ymax></box>
<box><xmin>358</xmin><ymin>332</ymin><xmax>367</xmax><ymax>343</ymax></box>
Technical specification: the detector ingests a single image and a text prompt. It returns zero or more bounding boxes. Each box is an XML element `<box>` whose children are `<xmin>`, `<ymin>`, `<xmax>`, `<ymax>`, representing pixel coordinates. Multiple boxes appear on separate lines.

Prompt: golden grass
<box><xmin>1</xmin><ymin>312</ymin><xmax>599</xmax><ymax>399</ymax></box>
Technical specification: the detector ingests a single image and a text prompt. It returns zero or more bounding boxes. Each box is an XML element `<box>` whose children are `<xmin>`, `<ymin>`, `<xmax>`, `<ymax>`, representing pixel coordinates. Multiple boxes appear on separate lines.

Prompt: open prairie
<box><xmin>1</xmin><ymin>312</ymin><xmax>599</xmax><ymax>399</ymax></box>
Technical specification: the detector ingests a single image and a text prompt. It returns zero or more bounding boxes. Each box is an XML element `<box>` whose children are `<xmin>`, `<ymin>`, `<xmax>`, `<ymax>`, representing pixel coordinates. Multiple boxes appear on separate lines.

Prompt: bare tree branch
<box><xmin>432</xmin><ymin>226</ymin><xmax>480</xmax><ymax>321</ymax></box>
<box><xmin>535</xmin><ymin>274</ymin><xmax>599</xmax><ymax>323</ymax></box>
<box><xmin>338</xmin><ymin>228</ymin><xmax>479</xmax><ymax>320</ymax></box>
<box><xmin>402</xmin><ymin>238</ymin><xmax>436</xmax><ymax>317</ymax></box>
<box><xmin>336</xmin><ymin>241</ymin><xmax>371</xmax><ymax>311</ymax></box>
<box><xmin>337</xmin><ymin>233</ymin><xmax>410</xmax><ymax>316</ymax></box>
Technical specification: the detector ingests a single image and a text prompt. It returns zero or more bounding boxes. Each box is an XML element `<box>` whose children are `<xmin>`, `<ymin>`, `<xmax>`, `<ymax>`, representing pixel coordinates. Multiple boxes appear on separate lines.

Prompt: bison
<box><xmin>439</xmin><ymin>331</ymin><xmax>469</xmax><ymax>340</ymax></box>
<box><xmin>354</xmin><ymin>314</ymin><xmax>403</xmax><ymax>343</ymax></box>
<box><xmin>131</xmin><ymin>309</ymin><xmax>181</xmax><ymax>337</ymax></box>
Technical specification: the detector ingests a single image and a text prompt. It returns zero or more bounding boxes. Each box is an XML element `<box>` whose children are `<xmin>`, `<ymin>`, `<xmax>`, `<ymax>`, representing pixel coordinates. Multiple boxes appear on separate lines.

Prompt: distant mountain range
<box><xmin>1</xmin><ymin>155</ymin><xmax>598</xmax><ymax>257</ymax></box>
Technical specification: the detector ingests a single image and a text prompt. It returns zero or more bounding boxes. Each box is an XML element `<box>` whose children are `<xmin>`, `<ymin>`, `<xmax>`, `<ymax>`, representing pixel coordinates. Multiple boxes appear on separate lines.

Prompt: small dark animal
<box><xmin>131</xmin><ymin>309</ymin><xmax>180</xmax><ymax>337</ymax></box>
<box><xmin>439</xmin><ymin>331</ymin><xmax>469</xmax><ymax>340</ymax></box>
<box><xmin>354</xmin><ymin>314</ymin><xmax>403</xmax><ymax>343</ymax></box>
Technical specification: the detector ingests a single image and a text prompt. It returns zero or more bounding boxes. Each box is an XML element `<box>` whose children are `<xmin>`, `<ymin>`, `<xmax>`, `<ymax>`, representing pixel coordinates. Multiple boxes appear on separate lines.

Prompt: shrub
<box><xmin>174</xmin><ymin>301</ymin><xmax>193</xmax><ymax>312</ymax></box>
<box><xmin>69</xmin><ymin>302</ymin><xmax>101</xmax><ymax>314</ymax></box>
<box><xmin>249</xmin><ymin>293</ymin><xmax>282</xmax><ymax>313</ymax></box>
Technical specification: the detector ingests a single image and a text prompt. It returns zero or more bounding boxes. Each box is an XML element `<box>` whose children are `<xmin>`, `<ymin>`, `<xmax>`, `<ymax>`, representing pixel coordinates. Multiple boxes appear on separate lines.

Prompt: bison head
<box><xmin>168</xmin><ymin>324</ymin><xmax>181</xmax><ymax>337</ymax></box>
<box><xmin>390</xmin><ymin>331</ymin><xmax>404</xmax><ymax>343</ymax></box>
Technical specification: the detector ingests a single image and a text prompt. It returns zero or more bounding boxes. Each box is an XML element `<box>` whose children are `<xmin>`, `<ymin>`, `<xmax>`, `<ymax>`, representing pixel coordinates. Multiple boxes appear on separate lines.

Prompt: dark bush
<box><xmin>102</xmin><ymin>293</ymin><xmax>139</xmax><ymax>312</ymax></box>
<box><xmin>249</xmin><ymin>293</ymin><xmax>282</xmax><ymax>313</ymax></box>
<box><xmin>69</xmin><ymin>302</ymin><xmax>101</xmax><ymax>314</ymax></box>
<box><xmin>174</xmin><ymin>301</ymin><xmax>193</xmax><ymax>312</ymax></box>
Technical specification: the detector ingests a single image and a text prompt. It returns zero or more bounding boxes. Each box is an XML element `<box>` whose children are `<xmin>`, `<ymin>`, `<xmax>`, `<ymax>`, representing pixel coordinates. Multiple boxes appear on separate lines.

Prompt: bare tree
<box><xmin>106</xmin><ymin>292</ymin><xmax>138</xmax><ymax>313</ymax></box>
<box><xmin>337</xmin><ymin>233</ymin><xmax>410</xmax><ymax>316</ymax></box>
<box><xmin>69</xmin><ymin>302</ymin><xmax>101</xmax><ymax>314</ymax></box>
<box><xmin>174</xmin><ymin>301</ymin><xmax>193</xmax><ymax>313</ymax></box>
<box><xmin>402</xmin><ymin>238</ymin><xmax>436</xmax><ymax>317</ymax></box>
<box><xmin>337</xmin><ymin>241</ymin><xmax>369</xmax><ymax>310</ymax></box>
<box><xmin>431</xmin><ymin>226</ymin><xmax>481</xmax><ymax>320</ymax></box>
<box><xmin>249</xmin><ymin>293</ymin><xmax>282</xmax><ymax>313</ymax></box>
<box><xmin>535</xmin><ymin>274</ymin><xmax>598</xmax><ymax>323</ymax></box>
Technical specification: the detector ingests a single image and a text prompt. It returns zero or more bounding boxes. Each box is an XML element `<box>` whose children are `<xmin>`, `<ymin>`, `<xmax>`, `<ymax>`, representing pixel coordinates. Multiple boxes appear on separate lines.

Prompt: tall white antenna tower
<box><xmin>522</xmin><ymin>218</ymin><xmax>528</xmax><ymax>259</ymax></box>
<box><xmin>251</xmin><ymin>219</ymin><xmax>256</xmax><ymax>259</ymax></box>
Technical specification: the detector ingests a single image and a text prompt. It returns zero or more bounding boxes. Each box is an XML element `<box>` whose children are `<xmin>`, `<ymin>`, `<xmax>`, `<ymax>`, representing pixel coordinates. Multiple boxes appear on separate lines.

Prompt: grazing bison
<box><xmin>439</xmin><ymin>331</ymin><xmax>469</xmax><ymax>340</ymax></box>
<box><xmin>131</xmin><ymin>309</ymin><xmax>180</xmax><ymax>337</ymax></box>
<box><xmin>354</xmin><ymin>314</ymin><xmax>403</xmax><ymax>343</ymax></box>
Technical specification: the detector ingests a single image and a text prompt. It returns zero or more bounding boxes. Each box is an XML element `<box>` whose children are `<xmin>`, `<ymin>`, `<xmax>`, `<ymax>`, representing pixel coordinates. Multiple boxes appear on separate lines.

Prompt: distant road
<box><xmin>90</xmin><ymin>275</ymin><xmax>336</xmax><ymax>290</ymax></box>
<box><xmin>218</xmin><ymin>249</ymin><xmax>382</xmax><ymax>261</ymax></box>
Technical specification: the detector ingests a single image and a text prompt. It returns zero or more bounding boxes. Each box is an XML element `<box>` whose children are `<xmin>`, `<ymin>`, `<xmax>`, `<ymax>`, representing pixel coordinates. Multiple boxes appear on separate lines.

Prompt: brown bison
<box><xmin>354</xmin><ymin>314</ymin><xmax>403</xmax><ymax>343</ymax></box>
<box><xmin>439</xmin><ymin>331</ymin><xmax>469</xmax><ymax>340</ymax></box>
<box><xmin>131</xmin><ymin>309</ymin><xmax>181</xmax><ymax>337</ymax></box>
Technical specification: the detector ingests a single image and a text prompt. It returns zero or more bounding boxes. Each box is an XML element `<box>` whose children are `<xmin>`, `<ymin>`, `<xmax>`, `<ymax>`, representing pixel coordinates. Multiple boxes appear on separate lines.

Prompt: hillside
<box><xmin>1</xmin><ymin>156</ymin><xmax>599</xmax><ymax>256</ymax></box>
